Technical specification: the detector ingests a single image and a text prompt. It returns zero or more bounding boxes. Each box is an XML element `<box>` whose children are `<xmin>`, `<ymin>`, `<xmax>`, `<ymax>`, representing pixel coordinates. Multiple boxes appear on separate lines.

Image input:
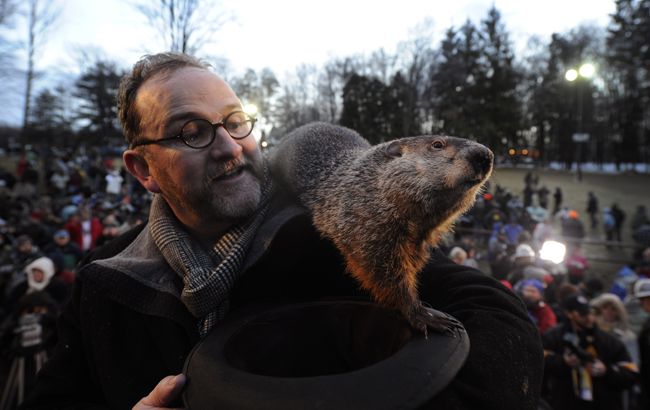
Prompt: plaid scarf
<box><xmin>149</xmin><ymin>170</ymin><xmax>273</xmax><ymax>336</ymax></box>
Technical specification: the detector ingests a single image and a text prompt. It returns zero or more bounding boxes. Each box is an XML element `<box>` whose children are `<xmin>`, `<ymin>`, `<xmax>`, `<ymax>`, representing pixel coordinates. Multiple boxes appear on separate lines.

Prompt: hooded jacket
<box><xmin>25</xmin><ymin>256</ymin><xmax>55</xmax><ymax>293</ymax></box>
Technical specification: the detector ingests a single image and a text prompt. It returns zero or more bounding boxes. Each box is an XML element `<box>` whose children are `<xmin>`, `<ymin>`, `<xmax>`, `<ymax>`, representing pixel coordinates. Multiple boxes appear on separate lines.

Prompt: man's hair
<box><xmin>117</xmin><ymin>52</ymin><xmax>210</xmax><ymax>145</ymax></box>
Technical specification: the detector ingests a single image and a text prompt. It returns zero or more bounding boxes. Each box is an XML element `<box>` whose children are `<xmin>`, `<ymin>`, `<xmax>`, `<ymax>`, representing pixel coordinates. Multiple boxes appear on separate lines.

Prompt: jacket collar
<box><xmin>92</xmin><ymin>191</ymin><xmax>308</xmax><ymax>298</ymax></box>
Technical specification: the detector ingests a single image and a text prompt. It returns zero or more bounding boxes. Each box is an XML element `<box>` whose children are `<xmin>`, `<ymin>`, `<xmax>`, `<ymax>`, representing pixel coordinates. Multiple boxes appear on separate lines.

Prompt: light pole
<box><xmin>565</xmin><ymin>63</ymin><xmax>595</xmax><ymax>181</ymax></box>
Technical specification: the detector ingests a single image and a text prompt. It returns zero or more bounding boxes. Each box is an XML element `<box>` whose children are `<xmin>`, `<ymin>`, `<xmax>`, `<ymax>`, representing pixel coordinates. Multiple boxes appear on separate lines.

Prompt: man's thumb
<box><xmin>141</xmin><ymin>374</ymin><xmax>186</xmax><ymax>408</ymax></box>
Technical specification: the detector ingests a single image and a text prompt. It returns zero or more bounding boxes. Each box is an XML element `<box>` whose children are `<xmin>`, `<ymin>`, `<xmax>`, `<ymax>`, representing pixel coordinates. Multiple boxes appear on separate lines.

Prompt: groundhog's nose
<box><xmin>469</xmin><ymin>146</ymin><xmax>494</xmax><ymax>175</ymax></box>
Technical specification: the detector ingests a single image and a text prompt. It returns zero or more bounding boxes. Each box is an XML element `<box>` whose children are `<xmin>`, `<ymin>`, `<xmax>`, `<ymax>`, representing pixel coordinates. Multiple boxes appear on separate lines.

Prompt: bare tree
<box><xmin>0</xmin><ymin>0</ymin><xmax>19</xmax><ymax>94</ymax></box>
<box><xmin>134</xmin><ymin>0</ymin><xmax>234</xmax><ymax>54</ymax></box>
<box><xmin>21</xmin><ymin>0</ymin><xmax>60</xmax><ymax>131</ymax></box>
<box><xmin>0</xmin><ymin>0</ymin><xmax>18</xmax><ymax>24</ymax></box>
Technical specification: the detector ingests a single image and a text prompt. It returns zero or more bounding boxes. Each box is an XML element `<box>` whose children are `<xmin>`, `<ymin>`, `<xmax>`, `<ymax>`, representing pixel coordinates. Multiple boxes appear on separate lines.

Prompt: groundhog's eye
<box><xmin>432</xmin><ymin>140</ymin><xmax>445</xmax><ymax>150</ymax></box>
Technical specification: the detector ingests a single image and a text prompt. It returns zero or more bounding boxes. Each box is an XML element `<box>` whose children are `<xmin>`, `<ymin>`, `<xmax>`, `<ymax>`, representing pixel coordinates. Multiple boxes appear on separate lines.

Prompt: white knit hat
<box><xmin>633</xmin><ymin>279</ymin><xmax>650</xmax><ymax>299</ymax></box>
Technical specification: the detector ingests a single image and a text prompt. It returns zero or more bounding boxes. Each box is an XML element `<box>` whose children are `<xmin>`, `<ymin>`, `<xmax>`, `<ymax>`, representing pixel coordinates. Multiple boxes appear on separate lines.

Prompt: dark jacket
<box><xmin>21</xmin><ymin>195</ymin><xmax>543</xmax><ymax>410</ymax></box>
<box><xmin>542</xmin><ymin>322</ymin><xmax>637</xmax><ymax>410</ymax></box>
<box><xmin>640</xmin><ymin>317</ymin><xmax>650</xmax><ymax>408</ymax></box>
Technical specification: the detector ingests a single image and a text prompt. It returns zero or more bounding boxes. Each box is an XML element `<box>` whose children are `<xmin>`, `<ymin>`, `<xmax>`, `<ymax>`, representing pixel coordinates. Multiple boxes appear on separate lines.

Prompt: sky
<box><xmin>1</xmin><ymin>0</ymin><xmax>617</xmax><ymax>125</ymax></box>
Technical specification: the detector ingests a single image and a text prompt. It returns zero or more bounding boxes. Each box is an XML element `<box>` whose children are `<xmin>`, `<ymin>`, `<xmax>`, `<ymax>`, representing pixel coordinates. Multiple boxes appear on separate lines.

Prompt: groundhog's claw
<box><xmin>409</xmin><ymin>304</ymin><xmax>464</xmax><ymax>339</ymax></box>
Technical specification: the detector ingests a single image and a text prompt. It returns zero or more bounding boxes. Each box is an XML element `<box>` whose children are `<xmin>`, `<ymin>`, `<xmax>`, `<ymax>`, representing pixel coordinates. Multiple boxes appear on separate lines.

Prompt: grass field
<box><xmin>487</xmin><ymin>166</ymin><xmax>650</xmax><ymax>286</ymax></box>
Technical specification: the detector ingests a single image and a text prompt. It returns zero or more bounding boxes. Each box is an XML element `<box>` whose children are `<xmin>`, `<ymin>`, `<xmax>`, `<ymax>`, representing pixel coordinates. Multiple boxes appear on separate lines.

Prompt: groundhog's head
<box><xmin>373</xmin><ymin>135</ymin><xmax>493</xmax><ymax>231</ymax></box>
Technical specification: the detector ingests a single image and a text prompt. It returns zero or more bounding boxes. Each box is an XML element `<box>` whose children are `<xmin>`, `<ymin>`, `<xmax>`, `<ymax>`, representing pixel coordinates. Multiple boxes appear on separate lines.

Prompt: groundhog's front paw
<box><xmin>408</xmin><ymin>304</ymin><xmax>464</xmax><ymax>339</ymax></box>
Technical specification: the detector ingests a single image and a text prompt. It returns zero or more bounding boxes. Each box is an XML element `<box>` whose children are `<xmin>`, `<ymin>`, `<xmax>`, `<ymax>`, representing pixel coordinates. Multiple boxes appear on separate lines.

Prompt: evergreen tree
<box><xmin>478</xmin><ymin>6</ymin><xmax>522</xmax><ymax>151</ymax></box>
<box><xmin>607</xmin><ymin>0</ymin><xmax>645</xmax><ymax>164</ymax></box>
<box><xmin>74</xmin><ymin>60</ymin><xmax>123</xmax><ymax>142</ymax></box>
<box><xmin>428</xmin><ymin>21</ymin><xmax>483</xmax><ymax>139</ymax></box>
<box><xmin>340</xmin><ymin>73</ymin><xmax>394</xmax><ymax>144</ymax></box>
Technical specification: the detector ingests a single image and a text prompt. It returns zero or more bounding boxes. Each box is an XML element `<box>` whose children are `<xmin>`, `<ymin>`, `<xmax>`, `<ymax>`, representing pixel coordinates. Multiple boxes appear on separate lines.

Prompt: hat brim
<box><xmin>183</xmin><ymin>301</ymin><xmax>469</xmax><ymax>410</ymax></box>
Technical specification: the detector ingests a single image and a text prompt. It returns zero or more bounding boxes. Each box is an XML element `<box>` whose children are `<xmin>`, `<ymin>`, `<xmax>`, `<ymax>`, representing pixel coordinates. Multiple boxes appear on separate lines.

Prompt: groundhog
<box><xmin>268</xmin><ymin>123</ymin><xmax>494</xmax><ymax>336</ymax></box>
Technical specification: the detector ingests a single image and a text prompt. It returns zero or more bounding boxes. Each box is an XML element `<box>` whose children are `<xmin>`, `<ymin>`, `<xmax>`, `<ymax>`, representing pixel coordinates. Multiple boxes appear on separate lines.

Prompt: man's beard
<box><xmin>168</xmin><ymin>156</ymin><xmax>265</xmax><ymax>223</ymax></box>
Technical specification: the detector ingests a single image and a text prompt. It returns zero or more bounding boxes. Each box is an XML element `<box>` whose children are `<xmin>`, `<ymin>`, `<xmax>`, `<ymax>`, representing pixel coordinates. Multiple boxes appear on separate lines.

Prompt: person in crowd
<box><xmin>561</xmin><ymin>210</ymin><xmax>586</xmax><ymax>243</ymax></box>
<box><xmin>537</xmin><ymin>186</ymin><xmax>550</xmax><ymax>210</ymax></box>
<box><xmin>449</xmin><ymin>246</ymin><xmax>468</xmax><ymax>266</ymax></box>
<box><xmin>565</xmin><ymin>243</ymin><xmax>590</xmax><ymax>285</ymax></box>
<box><xmin>635</xmin><ymin>279</ymin><xmax>650</xmax><ymax>409</ymax></box>
<box><xmin>508</xmin><ymin>243</ymin><xmax>552</xmax><ymax>286</ymax></box>
<box><xmin>532</xmin><ymin>215</ymin><xmax>555</xmax><ymax>250</ymax></box>
<box><xmin>515</xmin><ymin>278</ymin><xmax>557</xmax><ymax>334</ymax></box>
<box><xmin>603</xmin><ymin>207</ymin><xmax>616</xmax><ymax>244</ymax></box>
<box><xmin>553</xmin><ymin>187</ymin><xmax>563</xmax><ymax>216</ymax></box>
<box><xmin>587</xmin><ymin>192</ymin><xmax>599</xmax><ymax>230</ymax></box>
<box><xmin>503</xmin><ymin>216</ymin><xmax>525</xmax><ymax>248</ymax></box>
<box><xmin>551</xmin><ymin>283</ymin><xmax>581</xmax><ymax>326</ymax></box>
<box><xmin>523</xmin><ymin>184</ymin><xmax>534</xmax><ymax>208</ymax></box>
<box><xmin>488</xmin><ymin>227</ymin><xmax>511</xmax><ymax>281</ymax></box>
<box><xmin>4</xmin><ymin>256</ymin><xmax>70</xmax><ymax>313</ymax></box>
<box><xmin>48</xmin><ymin>169</ymin><xmax>69</xmax><ymax>196</ymax></box>
<box><xmin>542</xmin><ymin>294</ymin><xmax>638</xmax><ymax>410</ymax></box>
<box><xmin>43</xmin><ymin>229</ymin><xmax>83</xmax><ymax>285</ymax></box>
<box><xmin>631</xmin><ymin>205</ymin><xmax>649</xmax><ymax>232</ymax></box>
<box><xmin>591</xmin><ymin>293</ymin><xmax>639</xmax><ymax>365</ymax></box>
<box><xmin>63</xmin><ymin>206</ymin><xmax>103</xmax><ymax>254</ymax></box>
<box><xmin>611</xmin><ymin>204</ymin><xmax>626</xmax><ymax>244</ymax></box>
<box><xmin>1</xmin><ymin>235</ymin><xmax>43</xmax><ymax>300</ymax></box>
<box><xmin>21</xmin><ymin>52</ymin><xmax>543</xmax><ymax>409</ymax></box>
<box><xmin>105</xmin><ymin>168</ymin><xmax>124</xmax><ymax>198</ymax></box>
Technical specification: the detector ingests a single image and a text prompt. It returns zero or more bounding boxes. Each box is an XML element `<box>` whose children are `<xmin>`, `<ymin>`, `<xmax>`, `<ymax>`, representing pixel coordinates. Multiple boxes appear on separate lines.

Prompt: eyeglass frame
<box><xmin>129</xmin><ymin>110</ymin><xmax>257</xmax><ymax>149</ymax></box>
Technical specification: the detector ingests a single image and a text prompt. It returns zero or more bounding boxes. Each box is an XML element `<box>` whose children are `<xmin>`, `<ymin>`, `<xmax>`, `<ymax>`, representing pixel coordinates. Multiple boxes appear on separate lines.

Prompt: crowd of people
<box><xmin>0</xmin><ymin>146</ymin><xmax>151</xmax><ymax>400</ymax></box>
<box><xmin>442</xmin><ymin>171</ymin><xmax>650</xmax><ymax>409</ymax></box>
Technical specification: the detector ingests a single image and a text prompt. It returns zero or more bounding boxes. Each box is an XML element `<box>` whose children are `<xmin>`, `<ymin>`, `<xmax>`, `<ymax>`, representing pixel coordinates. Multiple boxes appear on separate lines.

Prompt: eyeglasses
<box><xmin>131</xmin><ymin>110</ymin><xmax>257</xmax><ymax>149</ymax></box>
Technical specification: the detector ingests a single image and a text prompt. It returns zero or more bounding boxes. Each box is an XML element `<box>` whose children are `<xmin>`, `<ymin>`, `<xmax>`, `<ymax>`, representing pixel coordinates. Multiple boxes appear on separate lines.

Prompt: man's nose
<box><xmin>210</xmin><ymin>127</ymin><xmax>243</xmax><ymax>159</ymax></box>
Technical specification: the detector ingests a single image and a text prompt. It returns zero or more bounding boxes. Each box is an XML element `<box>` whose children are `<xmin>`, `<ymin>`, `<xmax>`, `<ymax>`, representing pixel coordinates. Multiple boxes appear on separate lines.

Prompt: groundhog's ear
<box><xmin>384</xmin><ymin>140</ymin><xmax>403</xmax><ymax>158</ymax></box>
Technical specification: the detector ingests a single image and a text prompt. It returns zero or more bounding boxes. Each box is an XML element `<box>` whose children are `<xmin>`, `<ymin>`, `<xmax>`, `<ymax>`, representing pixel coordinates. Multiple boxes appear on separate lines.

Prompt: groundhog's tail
<box><xmin>267</xmin><ymin>122</ymin><xmax>371</xmax><ymax>201</ymax></box>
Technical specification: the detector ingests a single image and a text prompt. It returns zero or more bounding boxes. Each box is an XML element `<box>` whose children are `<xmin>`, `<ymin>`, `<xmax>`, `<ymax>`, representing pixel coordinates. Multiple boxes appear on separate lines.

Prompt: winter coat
<box><xmin>542</xmin><ymin>322</ymin><xmax>638</xmax><ymax>410</ymax></box>
<box><xmin>21</xmin><ymin>194</ymin><xmax>543</xmax><ymax>410</ymax></box>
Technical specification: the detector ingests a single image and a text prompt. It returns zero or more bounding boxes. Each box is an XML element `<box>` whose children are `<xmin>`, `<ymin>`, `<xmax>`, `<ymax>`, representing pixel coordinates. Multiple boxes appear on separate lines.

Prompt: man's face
<box><xmin>567</xmin><ymin>309</ymin><xmax>595</xmax><ymax>330</ymax></box>
<box><xmin>131</xmin><ymin>67</ymin><xmax>264</xmax><ymax>229</ymax></box>
<box><xmin>31</xmin><ymin>268</ymin><xmax>45</xmax><ymax>283</ymax></box>
<box><xmin>521</xmin><ymin>285</ymin><xmax>542</xmax><ymax>304</ymax></box>
<box><xmin>18</xmin><ymin>242</ymin><xmax>32</xmax><ymax>254</ymax></box>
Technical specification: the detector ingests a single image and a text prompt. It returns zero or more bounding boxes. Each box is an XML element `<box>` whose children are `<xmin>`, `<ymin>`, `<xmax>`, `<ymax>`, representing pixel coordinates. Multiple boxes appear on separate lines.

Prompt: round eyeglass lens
<box><xmin>181</xmin><ymin>119</ymin><xmax>215</xmax><ymax>148</ymax></box>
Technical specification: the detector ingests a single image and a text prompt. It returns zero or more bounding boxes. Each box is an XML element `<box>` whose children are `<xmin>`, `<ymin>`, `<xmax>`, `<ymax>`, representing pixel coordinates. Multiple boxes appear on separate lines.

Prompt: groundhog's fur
<box><xmin>269</xmin><ymin>122</ymin><xmax>494</xmax><ymax>335</ymax></box>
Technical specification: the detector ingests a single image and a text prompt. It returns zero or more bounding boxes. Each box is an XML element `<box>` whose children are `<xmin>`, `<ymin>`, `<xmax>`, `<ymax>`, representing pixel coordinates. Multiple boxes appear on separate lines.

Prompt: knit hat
<box><xmin>515</xmin><ymin>278</ymin><xmax>545</xmax><ymax>295</ymax></box>
<box><xmin>633</xmin><ymin>279</ymin><xmax>650</xmax><ymax>299</ymax></box>
<box><xmin>514</xmin><ymin>244</ymin><xmax>535</xmax><ymax>259</ymax></box>
<box><xmin>54</xmin><ymin>229</ymin><xmax>69</xmax><ymax>239</ymax></box>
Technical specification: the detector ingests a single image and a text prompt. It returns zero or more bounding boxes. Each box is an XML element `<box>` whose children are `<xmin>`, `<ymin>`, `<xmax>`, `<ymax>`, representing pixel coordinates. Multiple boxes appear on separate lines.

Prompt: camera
<box><xmin>14</xmin><ymin>312</ymin><xmax>44</xmax><ymax>349</ymax></box>
<box><xmin>562</xmin><ymin>332</ymin><xmax>595</xmax><ymax>364</ymax></box>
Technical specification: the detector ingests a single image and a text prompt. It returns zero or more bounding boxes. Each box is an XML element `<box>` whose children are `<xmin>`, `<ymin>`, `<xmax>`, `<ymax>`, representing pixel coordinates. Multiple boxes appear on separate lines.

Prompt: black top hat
<box><xmin>183</xmin><ymin>300</ymin><xmax>469</xmax><ymax>410</ymax></box>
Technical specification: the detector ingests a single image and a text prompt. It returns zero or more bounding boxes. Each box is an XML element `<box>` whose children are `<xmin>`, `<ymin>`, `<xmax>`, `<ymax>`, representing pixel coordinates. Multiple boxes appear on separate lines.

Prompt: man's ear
<box><xmin>123</xmin><ymin>149</ymin><xmax>161</xmax><ymax>193</ymax></box>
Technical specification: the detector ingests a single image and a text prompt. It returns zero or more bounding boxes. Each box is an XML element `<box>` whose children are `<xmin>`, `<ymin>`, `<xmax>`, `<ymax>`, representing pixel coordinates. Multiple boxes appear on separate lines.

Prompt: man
<box><xmin>635</xmin><ymin>278</ymin><xmax>650</xmax><ymax>408</ymax></box>
<box><xmin>514</xmin><ymin>278</ymin><xmax>557</xmax><ymax>335</ymax></box>
<box><xmin>22</xmin><ymin>53</ymin><xmax>542</xmax><ymax>409</ymax></box>
<box><xmin>63</xmin><ymin>207</ymin><xmax>103</xmax><ymax>254</ymax></box>
<box><xmin>587</xmin><ymin>192</ymin><xmax>599</xmax><ymax>230</ymax></box>
<box><xmin>542</xmin><ymin>294</ymin><xmax>638</xmax><ymax>410</ymax></box>
<box><xmin>507</xmin><ymin>243</ymin><xmax>552</xmax><ymax>286</ymax></box>
<box><xmin>43</xmin><ymin>229</ymin><xmax>83</xmax><ymax>285</ymax></box>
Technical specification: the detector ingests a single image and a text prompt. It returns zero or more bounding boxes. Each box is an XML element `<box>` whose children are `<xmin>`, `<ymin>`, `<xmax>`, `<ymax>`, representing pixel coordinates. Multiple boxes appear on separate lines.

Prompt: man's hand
<box><xmin>587</xmin><ymin>359</ymin><xmax>607</xmax><ymax>377</ymax></box>
<box><xmin>133</xmin><ymin>374</ymin><xmax>186</xmax><ymax>410</ymax></box>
